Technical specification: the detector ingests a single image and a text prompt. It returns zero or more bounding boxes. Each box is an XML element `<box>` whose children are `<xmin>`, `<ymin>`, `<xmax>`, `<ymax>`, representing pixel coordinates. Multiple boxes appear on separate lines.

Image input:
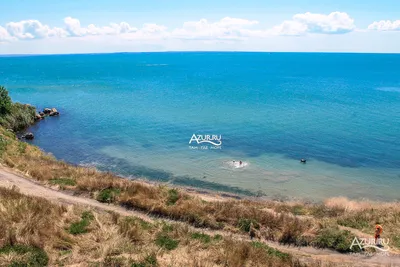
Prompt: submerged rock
<box><xmin>23</xmin><ymin>133</ymin><xmax>34</xmax><ymax>140</ymax></box>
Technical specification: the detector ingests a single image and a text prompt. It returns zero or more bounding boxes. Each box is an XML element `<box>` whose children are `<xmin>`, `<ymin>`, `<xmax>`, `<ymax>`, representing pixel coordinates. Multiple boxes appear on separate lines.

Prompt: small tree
<box><xmin>0</xmin><ymin>86</ymin><xmax>12</xmax><ymax>116</ymax></box>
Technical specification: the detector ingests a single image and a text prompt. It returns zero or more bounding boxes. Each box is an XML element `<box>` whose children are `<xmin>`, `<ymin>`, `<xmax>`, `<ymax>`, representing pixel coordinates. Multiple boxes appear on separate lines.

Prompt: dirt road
<box><xmin>0</xmin><ymin>167</ymin><xmax>399</xmax><ymax>267</ymax></box>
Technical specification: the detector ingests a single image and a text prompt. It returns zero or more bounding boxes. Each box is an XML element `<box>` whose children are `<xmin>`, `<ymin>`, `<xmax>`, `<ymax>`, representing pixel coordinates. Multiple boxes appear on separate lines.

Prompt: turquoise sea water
<box><xmin>1</xmin><ymin>52</ymin><xmax>399</xmax><ymax>201</ymax></box>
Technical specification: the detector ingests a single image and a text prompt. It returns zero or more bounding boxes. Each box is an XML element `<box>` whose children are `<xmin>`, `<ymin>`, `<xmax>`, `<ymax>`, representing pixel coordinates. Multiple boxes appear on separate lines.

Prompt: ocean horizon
<box><xmin>1</xmin><ymin>52</ymin><xmax>399</xmax><ymax>201</ymax></box>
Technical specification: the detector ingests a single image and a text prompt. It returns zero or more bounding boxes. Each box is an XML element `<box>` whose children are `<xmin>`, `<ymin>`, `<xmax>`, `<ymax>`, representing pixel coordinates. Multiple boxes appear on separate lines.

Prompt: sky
<box><xmin>1</xmin><ymin>0</ymin><xmax>400</xmax><ymax>54</ymax></box>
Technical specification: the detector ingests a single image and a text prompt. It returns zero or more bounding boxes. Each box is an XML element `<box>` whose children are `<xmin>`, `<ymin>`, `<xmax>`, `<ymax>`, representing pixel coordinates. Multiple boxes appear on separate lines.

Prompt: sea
<box><xmin>1</xmin><ymin>52</ymin><xmax>399</xmax><ymax>201</ymax></box>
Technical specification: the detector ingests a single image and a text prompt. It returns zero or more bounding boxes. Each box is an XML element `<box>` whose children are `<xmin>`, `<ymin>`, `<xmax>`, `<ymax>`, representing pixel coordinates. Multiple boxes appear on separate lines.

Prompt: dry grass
<box><xmin>0</xmin><ymin>186</ymin><xmax>331</xmax><ymax>266</ymax></box>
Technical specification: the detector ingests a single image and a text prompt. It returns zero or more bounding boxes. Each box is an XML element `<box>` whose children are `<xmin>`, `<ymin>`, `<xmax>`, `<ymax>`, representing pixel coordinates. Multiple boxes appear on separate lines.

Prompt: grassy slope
<box><xmin>1</xmin><ymin>126</ymin><xmax>399</xmax><ymax>257</ymax></box>
<box><xmin>0</xmin><ymin>185</ymin><xmax>320</xmax><ymax>266</ymax></box>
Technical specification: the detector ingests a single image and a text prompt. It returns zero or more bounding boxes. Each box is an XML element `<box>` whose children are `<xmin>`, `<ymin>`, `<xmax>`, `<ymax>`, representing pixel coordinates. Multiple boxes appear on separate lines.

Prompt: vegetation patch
<box><xmin>131</xmin><ymin>254</ymin><xmax>158</xmax><ymax>267</ymax></box>
<box><xmin>0</xmin><ymin>245</ymin><xmax>49</xmax><ymax>266</ymax></box>
<box><xmin>50</xmin><ymin>178</ymin><xmax>77</xmax><ymax>187</ymax></box>
<box><xmin>68</xmin><ymin>211</ymin><xmax>94</xmax><ymax>235</ymax></box>
<box><xmin>96</xmin><ymin>188</ymin><xmax>120</xmax><ymax>203</ymax></box>
<box><xmin>191</xmin><ymin>232</ymin><xmax>211</xmax><ymax>243</ymax></box>
<box><xmin>312</xmin><ymin>228</ymin><xmax>358</xmax><ymax>253</ymax></box>
<box><xmin>251</xmin><ymin>241</ymin><xmax>290</xmax><ymax>260</ymax></box>
<box><xmin>155</xmin><ymin>234</ymin><xmax>179</xmax><ymax>250</ymax></box>
<box><xmin>166</xmin><ymin>188</ymin><xmax>180</xmax><ymax>205</ymax></box>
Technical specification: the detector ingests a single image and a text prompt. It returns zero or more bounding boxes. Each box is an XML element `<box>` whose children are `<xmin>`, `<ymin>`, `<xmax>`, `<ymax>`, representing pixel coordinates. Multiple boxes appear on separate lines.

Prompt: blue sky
<box><xmin>1</xmin><ymin>0</ymin><xmax>400</xmax><ymax>54</ymax></box>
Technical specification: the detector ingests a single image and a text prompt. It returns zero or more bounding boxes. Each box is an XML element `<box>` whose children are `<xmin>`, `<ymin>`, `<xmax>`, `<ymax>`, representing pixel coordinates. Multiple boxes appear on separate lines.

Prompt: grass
<box><xmin>155</xmin><ymin>234</ymin><xmax>179</xmax><ymax>251</ymax></box>
<box><xmin>96</xmin><ymin>188</ymin><xmax>121</xmax><ymax>203</ymax></box>
<box><xmin>49</xmin><ymin>178</ymin><xmax>77</xmax><ymax>187</ymax></box>
<box><xmin>131</xmin><ymin>254</ymin><xmax>158</xmax><ymax>267</ymax></box>
<box><xmin>191</xmin><ymin>232</ymin><xmax>211</xmax><ymax>243</ymax></box>
<box><xmin>68</xmin><ymin>211</ymin><xmax>94</xmax><ymax>235</ymax></box>
<box><xmin>251</xmin><ymin>241</ymin><xmax>290</xmax><ymax>260</ymax></box>
<box><xmin>0</xmin><ymin>245</ymin><xmax>49</xmax><ymax>266</ymax></box>
<box><xmin>166</xmin><ymin>188</ymin><xmax>179</xmax><ymax>205</ymax></box>
<box><xmin>312</xmin><ymin>227</ymin><xmax>359</xmax><ymax>253</ymax></box>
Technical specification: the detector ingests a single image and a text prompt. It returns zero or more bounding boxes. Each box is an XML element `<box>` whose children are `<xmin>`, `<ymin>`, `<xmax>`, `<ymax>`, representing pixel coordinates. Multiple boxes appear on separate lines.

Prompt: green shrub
<box><xmin>155</xmin><ymin>234</ymin><xmax>179</xmax><ymax>250</ymax></box>
<box><xmin>50</xmin><ymin>178</ymin><xmax>77</xmax><ymax>186</ymax></box>
<box><xmin>96</xmin><ymin>188</ymin><xmax>120</xmax><ymax>203</ymax></box>
<box><xmin>191</xmin><ymin>232</ymin><xmax>211</xmax><ymax>243</ymax></box>
<box><xmin>69</xmin><ymin>219</ymin><xmax>90</xmax><ymax>235</ymax></box>
<box><xmin>312</xmin><ymin>228</ymin><xmax>359</xmax><ymax>253</ymax></box>
<box><xmin>166</xmin><ymin>189</ymin><xmax>179</xmax><ymax>205</ymax></box>
<box><xmin>1</xmin><ymin>103</ymin><xmax>36</xmax><ymax>132</ymax></box>
<box><xmin>68</xmin><ymin>211</ymin><xmax>94</xmax><ymax>235</ymax></box>
<box><xmin>0</xmin><ymin>245</ymin><xmax>49</xmax><ymax>266</ymax></box>
<box><xmin>0</xmin><ymin>86</ymin><xmax>12</xmax><ymax>116</ymax></box>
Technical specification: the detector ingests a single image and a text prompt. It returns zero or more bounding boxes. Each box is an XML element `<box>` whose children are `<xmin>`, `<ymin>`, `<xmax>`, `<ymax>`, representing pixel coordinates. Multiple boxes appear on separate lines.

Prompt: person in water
<box><xmin>375</xmin><ymin>222</ymin><xmax>383</xmax><ymax>247</ymax></box>
<box><xmin>239</xmin><ymin>160</ymin><xmax>243</xmax><ymax>165</ymax></box>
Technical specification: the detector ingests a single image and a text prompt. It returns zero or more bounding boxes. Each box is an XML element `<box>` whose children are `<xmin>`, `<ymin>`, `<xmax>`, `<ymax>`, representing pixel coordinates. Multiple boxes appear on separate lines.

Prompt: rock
<box><xmin>23</xmin><ymin>133</ymin><xmax>34</xmax><ymax>140</ymax></box>
<box><xmin>51</xmin><ymin>108</ymin><xmax>58</xmax><ymax>113</ymax></box>
<box><xmin>34</xmin><ymin>114</ymin><xmax>42</xmax><ymax>121</ymax></box>
<box><xmin>49</xmin><ymin>111</ymin><xmax>59</xmax><ymax>117</ymax></box>
<box><xmin>43</xmin><ymin>108</ymin><xmax>52</xmax><ymax>114</ymax></box>
<box><xmin>39</xmin><ymin>112</ymin><xmax>45</xmax><ymax>117</ymax></box>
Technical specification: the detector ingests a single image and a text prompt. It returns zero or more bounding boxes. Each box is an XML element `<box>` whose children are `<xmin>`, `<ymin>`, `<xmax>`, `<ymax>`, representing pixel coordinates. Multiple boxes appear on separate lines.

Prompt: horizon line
<box><xmin>1</xmin><ymin>50</ymin><xmax>400</xmax><ymax>57</ymax></box>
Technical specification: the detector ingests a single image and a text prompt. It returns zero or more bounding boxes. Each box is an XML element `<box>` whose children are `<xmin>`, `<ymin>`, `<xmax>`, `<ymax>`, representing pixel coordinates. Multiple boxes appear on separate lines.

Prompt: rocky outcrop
<box><xmin>40</xmin><ymin>108</ymin><xmax>60</xmax><ymax>118</ymax></box>
<box><xmin>49</xmin><ymin>108</ymin><xmax>59</xmax><ymax>116</ymax></box>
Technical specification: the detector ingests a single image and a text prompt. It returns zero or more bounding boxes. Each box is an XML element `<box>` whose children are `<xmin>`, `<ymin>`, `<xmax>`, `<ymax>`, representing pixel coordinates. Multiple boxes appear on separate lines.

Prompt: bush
<box><xmin>97</xmin><ymin>188</ymin><xmax>120</xmax><ymax>203</ymax></box>
<box><xmin>155</xmin><ymin>234</ymin><xmax>179</xmax><ymax>250</ymax></box>
<box><xmin>0</xmin><ymin>86</ymin><xmax>12</xmax><ymax>116</ymax></box>
<box><xmin>166</xmin><ymin>189</ymin><xmax>180</xmax><ymax>205</ymax></box>
<box><xmin>0</xmin><ymin>245</ymin><xmax>49</xmax><ymax>266</ymax></box>
<box><xmin>312</xmin><ymin>228</ymin><xmax>359</xmax><ymax>253</ymax></box>
<box><xmin>0</xmin><ymin>102</ymin><xmax>36</xmax><ymax>132</ymax></box>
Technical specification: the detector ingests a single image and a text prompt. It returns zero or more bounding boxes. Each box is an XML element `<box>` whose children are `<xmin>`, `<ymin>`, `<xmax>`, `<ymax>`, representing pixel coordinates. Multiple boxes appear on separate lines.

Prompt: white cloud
<box><xmin>64</xmin><ymin>17</ymin><xmax>138</xmax><ymax>36</ymax></box>
<box><xmin>5</xmin><ymin>20</ymin><xmax>66</xmax><ymax>40</ymax></box>
<box><xmin>0</xmin><ymin>26</ymin><xmax>10</xmax><ymax>42</ymax></box>
<box><xmin>271</xmin><ymin>12</ymin><xmax>355</xmax><ymax>36</ymax></box>
<box><xmin>172</xmin><ymin>17</ymin><xmax>259</xmax><ymax>40</ymax></box>
<box><xmin>368</xmin><ymin>20</ymin><xmax>400</xmax><ymax>31</ymax></box>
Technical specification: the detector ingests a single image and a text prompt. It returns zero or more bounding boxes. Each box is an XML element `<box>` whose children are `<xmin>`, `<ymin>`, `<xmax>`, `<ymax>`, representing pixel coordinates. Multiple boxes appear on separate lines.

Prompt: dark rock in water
<box><xmin>49</xmin><ymin>111</ymin><xmax>59</xmax><ymax>116</ymax></box>
<box><xmin>39</xmin><ymin>112</ymin><xmax>45</xmax><ymax>117</ymax></box>
<box><xmin>34</xmin><ymin>114</ymin><xmax>42</xmax><ymax>121</ymax></box>
<box><xmin>300</xmin><ymin>159</ymin><xmax>307</xmax><ymax>163</ymax></box>
<box><xmin>43</xmin><ymin>108</ymin><xmax>52</xmax><ymax>114</ymax></box>
<box><xmin>23</xmin><ymin>133</ymin><xmax>34</xmax><ymax>140</ymax></box>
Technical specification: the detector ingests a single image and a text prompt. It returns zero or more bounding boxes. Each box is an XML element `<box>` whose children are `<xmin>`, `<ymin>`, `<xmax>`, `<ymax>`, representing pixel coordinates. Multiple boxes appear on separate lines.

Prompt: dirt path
<box><xmin>0</xmin><ymin>167</ymin><xmax>399</xmax><ymax>267</ymax></box>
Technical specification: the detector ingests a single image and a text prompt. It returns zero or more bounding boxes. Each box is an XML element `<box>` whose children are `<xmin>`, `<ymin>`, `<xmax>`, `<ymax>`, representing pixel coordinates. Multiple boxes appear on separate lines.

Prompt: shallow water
<box><xmin>1</xmin><ymin>52</ymin><xmax>399</xmax><ymax>200</ymax></box>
